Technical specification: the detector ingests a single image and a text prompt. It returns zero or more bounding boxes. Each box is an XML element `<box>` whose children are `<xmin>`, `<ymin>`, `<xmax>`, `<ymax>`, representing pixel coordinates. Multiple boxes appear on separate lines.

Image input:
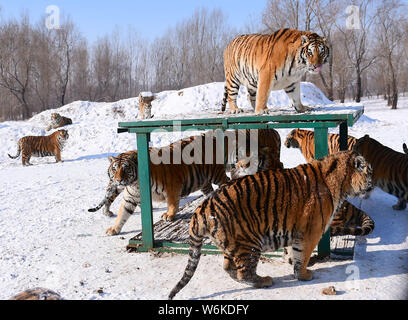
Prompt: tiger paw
<box><xmin>228</xmin><ymin>108</ymin><xmax>244</xmax><ymax>114</ymax></box>
<box><xmin>255</xmin><ymin>108</ymin><xmax>269</xmax><ymax>115</ymax></box>
<box><xmin>392</xmin><ymin>203</ymin><xmax>406</xmax><ymax>210</ymax></box>
<box><xmin>105</xmin><ymin>227</ymin><xmax>119</xmax><ymax>236</ymax></box>
<box><xmin>294</xmin><ymin>105</ymin><xmax>313</xmax><ymax>113</ymax></box>
<box><xmin>296</xmin><ymin>269</ymin><xmax>313</xmax><ymax>281</ymax></box>
<box><xmin>103</xmin><ymin>210</ymin><xmax>115</xmax><ymax>217</ymax></box>
<box><xmin>161</xmin><ymin>212</ymin><xmax>176</xmax><ymax>221</ymax></box>
<box><xmin>254</xmin><ymin>276</ymin><xmax>273</xmax><ymax>288</ymax></box>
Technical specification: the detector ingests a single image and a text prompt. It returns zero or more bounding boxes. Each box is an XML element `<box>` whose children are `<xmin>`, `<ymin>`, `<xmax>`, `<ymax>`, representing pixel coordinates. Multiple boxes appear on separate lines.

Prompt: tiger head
<box><xmin>231</xmin><ymin>147</ymin><xmax>283</xmax><ymax>180</ymax></box>
<box><xmin>51</xmin><ymin>113</ymin><xmax>61</xmax><ymax>122</ymax></box>
<box><xmin>284</xmin><ymin>129</ymin><xmax>302</xmax><ymax>149</ymax></box>
<box><xmin>347</xmin><ymin>152</ymin><xmax>373</xmax><ymax>199</ymax></box>
<box><xmin>300</xmin><ymin>33</ymin><xmax>330</xmax><ymax>74</ymax></box>
<box><xmin>56</xmin><ymin>129</ymin><xmax>69</xmax><ymax>146</ymax></box>
<box><xmin>108</xmin><ymin>154</ymin><xmax>138</xmax><ymax>187</ymax></box>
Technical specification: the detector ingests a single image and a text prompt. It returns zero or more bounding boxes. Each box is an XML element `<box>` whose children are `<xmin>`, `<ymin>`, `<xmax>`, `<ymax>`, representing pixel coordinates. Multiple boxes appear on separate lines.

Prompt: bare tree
<box><xmin>262</xmin><ymin>0</ymin><xmax>318</xmax><ymax>32</ymax></box>
<box><xmin>311</xmin><ymin>0</ymin><xmax>344</xmax><ymax>100</ymax></box>
<box><xmin>374</xmin><ymin>0</ymin><xmax>407</xmax><ymax>109</ymax></box>
<box><xmin>0</xmin><ymin>16</ymin><xmax>34</xmax><ymax>119</ymax></box>
<box><xmin>336</xmin><ymin>0</ymin><xmax>377</xmax><ymax>102</ymax></box>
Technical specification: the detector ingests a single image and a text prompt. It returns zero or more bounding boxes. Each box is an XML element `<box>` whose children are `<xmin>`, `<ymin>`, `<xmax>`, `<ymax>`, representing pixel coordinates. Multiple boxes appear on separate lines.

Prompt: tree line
<box><xmin>0</xmin><ymin>1</ymin><xmax>407</xmax><ymax>121</ymax></box>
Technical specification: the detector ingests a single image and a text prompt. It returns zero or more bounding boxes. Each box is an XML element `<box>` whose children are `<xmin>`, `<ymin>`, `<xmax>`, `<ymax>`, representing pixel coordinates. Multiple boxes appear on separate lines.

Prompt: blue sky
<box><xmin>0</xmin><ymin>0</ymin><xmax>267</xmax><ymax>42</ymax></box>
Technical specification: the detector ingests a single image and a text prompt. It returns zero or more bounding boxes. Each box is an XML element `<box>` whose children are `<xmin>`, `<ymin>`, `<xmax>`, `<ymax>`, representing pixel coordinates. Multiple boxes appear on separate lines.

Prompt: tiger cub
<box><xmin>232</xmin><ymin>147</ymin><xmax>374</xmax><ymax>237</ymax></box>
<box><xmin>284</xmin><ymin>129</ymin><xmax>357</xmax><ymax>162</ymax></box>
<box><xmin>354</xmin><ymin>135</ymin><xmax>408</xmax><ymax>210</ymax></box>
<box><xmin>46</xmin><ymin>113</ymin><xmax>73</xmax><ymax>131</ymax></box>
<box><xmin>89</xmin><ymin>129</ymin><xmax>281</xmax><ymax>220</ymax></box>
<box><xmin>8</xmin><ymin>129</ymin><xmax>69</xmax><ymax>166</ymax></box>
<box><xmin>168</xmin><ymin>151</ymin><xmax>373</xmax><ymax>299</ymax></box>
<box><xmin>221</xmin><ymin>28</ymin><xmax>330</xmax><ymax>114</ymax></box>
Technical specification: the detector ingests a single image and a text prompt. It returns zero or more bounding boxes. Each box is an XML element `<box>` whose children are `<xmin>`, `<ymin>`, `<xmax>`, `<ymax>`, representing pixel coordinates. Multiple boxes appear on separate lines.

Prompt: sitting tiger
<box><xmin>168</xmin><ymin>151</ymin><xmax>373</xmax><ymax>299</ymax></box>
<box><xmin>284</xmin><ymin>129</ymin><xmax>357</xmax><ymax>162</ymax></box>
<box><xmin>232</xmin><ymin>148</ymin><xmax>374</xmax><ymax>237</ymax></box>
<box><xmin>8</xmin><ymin>129</ymin><xmax>69</xmax><ymax>166</ymax></box>
<box><xmin>221</xmin><ymin>28</ymin><xmax>330</xmax><ymax>114</ymax></box>
<box><xmin>354</xmin><ymin>134</ymin><xmax>408</xmax><ymax>210</ymax></box>
<box><xmin>88</xmin><ymin>129</ymin><xmax>281</xmax><ymax>235</ymax></box>
<box><xmin>46</xmin><ymin>113</ymin><xmax>73</xmax><ymax>131</ymax></box>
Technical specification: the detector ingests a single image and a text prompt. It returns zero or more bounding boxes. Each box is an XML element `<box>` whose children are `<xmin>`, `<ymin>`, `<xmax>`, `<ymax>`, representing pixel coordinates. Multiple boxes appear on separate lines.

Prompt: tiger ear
<box><xmin>301</xmin><ymin>35</ymin><xmax>309</xmax><ymax>45</ymax></box>
<box><xmin>403</xmin><ymin>143</ymin><xmax>408</xmax><ymax>154</ymax></box>
<box><xmin>108</xmin><ymin>156</ymin><xmax>115</xmax><ymax>163</ymax></box>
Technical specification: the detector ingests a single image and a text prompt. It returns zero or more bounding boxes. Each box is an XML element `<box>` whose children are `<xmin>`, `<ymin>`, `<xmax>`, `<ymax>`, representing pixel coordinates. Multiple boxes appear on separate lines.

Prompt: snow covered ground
<box><xmin>0</xmin><ymin>82</ymin><xmax>407</xmax><ymax>300</ymax></box>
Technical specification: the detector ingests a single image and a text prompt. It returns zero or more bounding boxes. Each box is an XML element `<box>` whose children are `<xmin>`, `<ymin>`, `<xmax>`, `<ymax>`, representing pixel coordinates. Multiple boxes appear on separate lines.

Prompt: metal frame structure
<box><xmin>118</xmin><ymin>107</ymin><xmax>364</xmax><ymax>257</ymax></box>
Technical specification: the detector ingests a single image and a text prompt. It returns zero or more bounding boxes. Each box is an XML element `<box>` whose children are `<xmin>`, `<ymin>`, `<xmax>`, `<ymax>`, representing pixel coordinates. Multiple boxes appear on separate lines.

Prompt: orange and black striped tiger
<box><xmin>221</xmin><ymin>28</ymin><xmax>330</xmax><ymax>114</ymax></box>
<box><xmin>88</xmin><ymin>129</ymin><xmax>281</xmax><ymax>235</ymax></box>
<box><xmin>46</xmin><ymin>113</ymin><xmax>73</xmax><ymax>131</ymax></box>
<box><xmin>354</xmin><ymin>134</ymin><xmax>408</xmax><ymax>210</ymax></box>
<box><xmin>168</xmin><ymin>151</ymin><xmax>373</xmax><ymax>299</ymax></box>
<box><xmin>231</xmin><ymin>145</ymin><xmax>374</xmax><ymax>237</ymax></box>
<box><xmin>284</xmin><ymin>129</ymin><xmax>357</xmax><ymax>162</ymax></box>
<box><xmin>8</xmin><ymin>129</ymin><xmax>69</xmax><ymax>166</ymax></box>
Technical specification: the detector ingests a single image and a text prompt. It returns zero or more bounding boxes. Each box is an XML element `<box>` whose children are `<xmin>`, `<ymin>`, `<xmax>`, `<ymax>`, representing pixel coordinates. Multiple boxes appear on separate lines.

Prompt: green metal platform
<box><xmin>118</xmin><ymin>106</ymin><xmax>364</xmax><ymax>258</ymax></box>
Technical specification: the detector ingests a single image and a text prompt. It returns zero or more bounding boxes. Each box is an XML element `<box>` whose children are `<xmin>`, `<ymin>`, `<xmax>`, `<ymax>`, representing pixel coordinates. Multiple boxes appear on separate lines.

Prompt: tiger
<box><xmin>46</xmin><ymin>113</ymin><xmax>73</xmax><ymax>131</ymax></box>
<box><xmin>221</xmin><ymin>28</ymin><xmax>330</xmax><ymax>114</ymax></box>
<box><xmin>9</xmin><ymin>288</ymin><xmax>63</xmax><ymax>300</ymax></box>
<box><xmin>89</xmin><ymin>129</ymin><xmax>282</xmax><ymax>235</ymax></box>
<box><xmin>284</xmin><ymin>129</ymin><xmax>357</xmax><ymax>163</ymax></box>
<box><xmin>230</xmin><ymin>146</ymin><xmax>283</xmax><ymax>179</ymax></box>
<box><xmin>330</xmin><ymin>201</ymin><xmax>375</xmax><ymax>236</ymax></box>
<box><xmin>354</xmin><ymin>134</ymin><xmax>408</xmax><ymax>210</ymax></box>
<box><xmin>8</xmin><ymin>129</ymin><xmax>69</xmax><ymax>166</ymax></box>
<box><xmin>89</xmin><ymin>128</ymin><xmax>281</xmax><ymax>219</ymax></box>
<box><xmin>168</xmin><ymin>151</ymin><xmax>373</xmax><ymax>299</ymax></box>
<box><xmin>231</xmin><ymin>144</ymin><xmax>375</xmax><ymax>237</ymax></box>
<box><xmin>138</xmin><ymin>92</ymin><xmax>154</xmax><ymax>119</ymax></box>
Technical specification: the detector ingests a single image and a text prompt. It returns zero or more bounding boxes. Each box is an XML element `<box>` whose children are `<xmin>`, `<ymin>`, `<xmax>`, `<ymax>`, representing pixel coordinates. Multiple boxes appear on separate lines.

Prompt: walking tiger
<box><xmin>168</xmin><ymin>151</ymin><xmax>373</xmax><ymax>299</ymax></box>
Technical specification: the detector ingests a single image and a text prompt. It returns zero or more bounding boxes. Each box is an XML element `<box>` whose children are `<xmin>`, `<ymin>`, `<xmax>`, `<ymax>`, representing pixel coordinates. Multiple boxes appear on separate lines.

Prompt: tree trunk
<box><xmin>355</xmin><ymin>72</ymin><xmax>362</xmax><ymax>103</ymax></box>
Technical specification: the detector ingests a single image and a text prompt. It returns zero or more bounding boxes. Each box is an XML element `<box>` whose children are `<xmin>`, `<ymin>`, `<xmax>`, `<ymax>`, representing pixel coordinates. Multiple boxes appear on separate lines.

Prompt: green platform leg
<box><xmin>339</xmin><ymin>122</ymin><xmax>348</xmax><ymax>151</ymax></box>
<box><xmin>136</xmin><ymin>133</ymin><xmax>154</xmax><ymax>250</ymax></box>
<box><xmin>314</xmin><ymin>127</ymin><xmax>330</xmax><ymax>258</ymax></box>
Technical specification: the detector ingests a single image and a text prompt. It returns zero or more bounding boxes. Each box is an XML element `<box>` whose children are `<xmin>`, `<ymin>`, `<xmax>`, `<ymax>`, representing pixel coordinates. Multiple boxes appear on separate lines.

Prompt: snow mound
<box><xmin>1</xmin><ymin>81</ymin><xmax>332</xmax><ymax>166</ymax></box>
